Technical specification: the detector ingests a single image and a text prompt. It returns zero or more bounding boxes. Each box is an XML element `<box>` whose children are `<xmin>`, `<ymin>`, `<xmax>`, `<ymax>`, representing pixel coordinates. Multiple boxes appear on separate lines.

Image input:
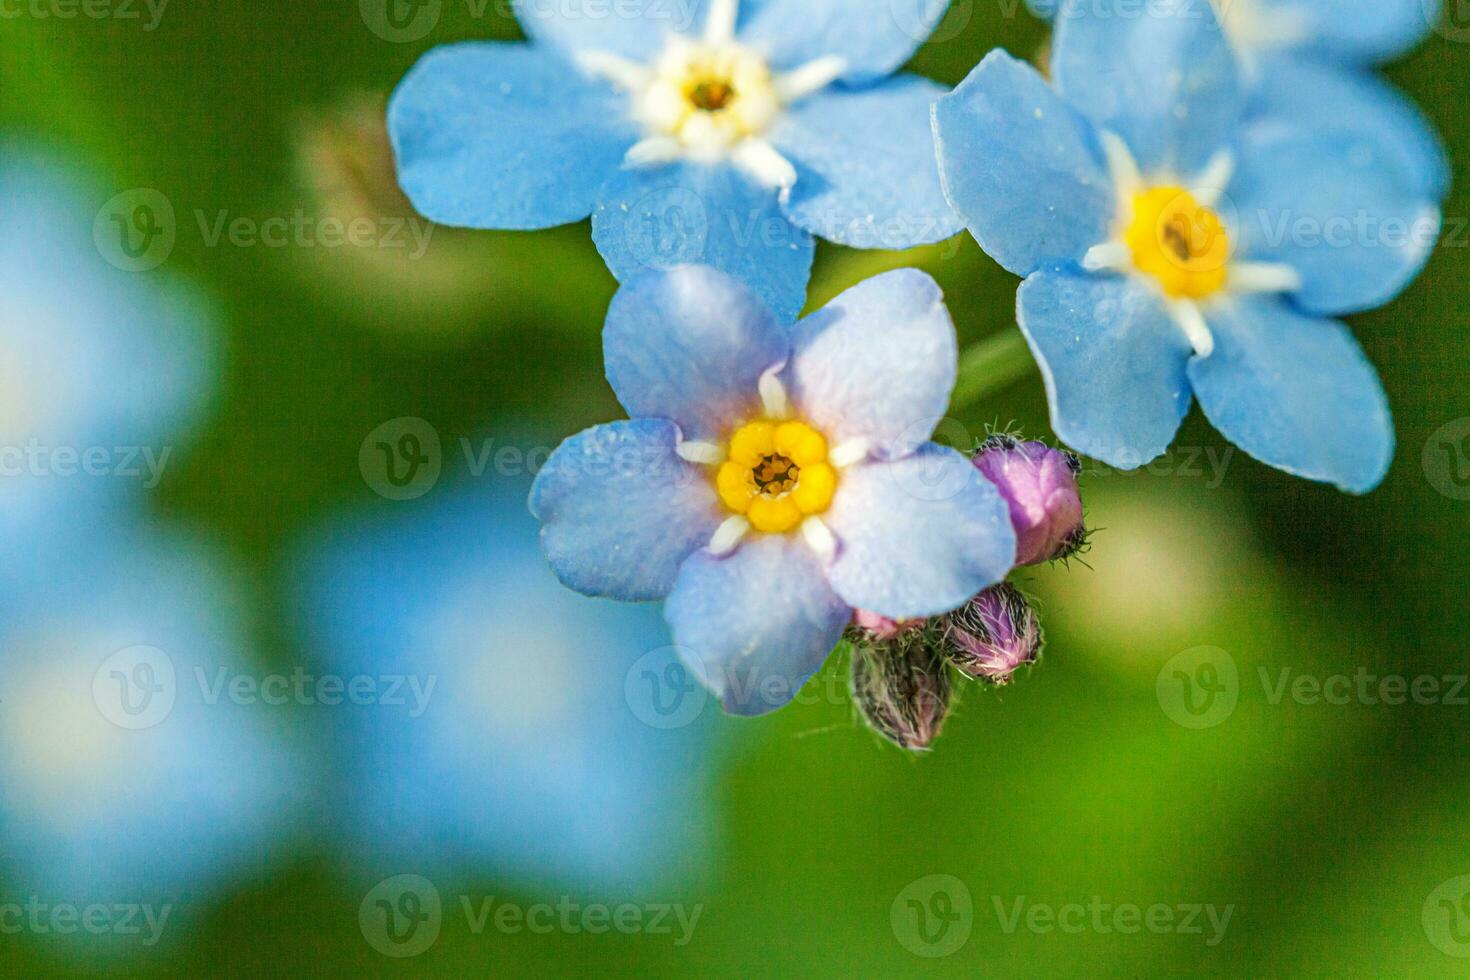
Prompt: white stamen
<box><xmin>573</xmin><ymin>50</ymin><xmax>652</xmax><ymax>91</ymax></box>
<box><xmin>1228</xmin><ymin>261</ymin><xmax>1302</xmax><ymax>295</ymax></box>
<box><xmin>708</xmin><ymin>516</ymin><xmax>750</xmax><ymax>557</ymax></box>
<box><xmin>1099</xmin><ymin>131</ymin><xmax>1143</xmax><ymax>198</ymax></box>
<box><xmin>1192</xmin><ymin>151</ymin><xmax>1236</xmax><ymax>207</ymax></box>
<box><xmin>801</xmin><ymin>516</ymin><xmax>837</xmax><ymax>562</ymax></box>
<box><xmin>676</xmin><ymin>440</ymin><xmax>724</xmax><ymax>465</ymax></box>
<box><xmin>1168</xmin><ymin>299</ymin><xmax>1216</xmax><ymax>358</ymax></box>
<box><xmin>775</xmin><ymin>55</ymin><xmax>847</xmax><ymax>102</ymax></box>
<box><xmin>732</xmin><ymin>139</ymin><xmax>797</xmax><ymax>192</ymax></box>
<box><xmin>624</xmin><ymin>136</ymin><xmax>684</xmax><ymax>168</ymax></box>
<box><xmin>829</xmin><ymin>438</ymin><xmax>870</xmax><ymax>469</ymax></box>
<box><xmin>758</xmin><ymin>367</ymin><xmax>790</xmax><ymax>419</ymax></box>
<box><xmin>1083</xmin><ymin>241</ymin><xmax>1132</xmax><ymax>273</ymax></box>
<box><xmin>704</xmin><ymin>0</ymin><xmax>739</xmax><ymax>44</ymax></box>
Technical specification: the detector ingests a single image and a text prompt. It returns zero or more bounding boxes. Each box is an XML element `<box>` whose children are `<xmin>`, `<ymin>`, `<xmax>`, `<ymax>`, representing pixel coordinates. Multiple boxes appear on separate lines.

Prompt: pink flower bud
<box><xmin>942</xmin><ymin>584</ymin><xmax>1043</xmax><ymax>685</ymax></box>
<box><xmin>972</xmin><ymin>434</ymin><xmax>1085</xmax><ymax>567</ymax></box>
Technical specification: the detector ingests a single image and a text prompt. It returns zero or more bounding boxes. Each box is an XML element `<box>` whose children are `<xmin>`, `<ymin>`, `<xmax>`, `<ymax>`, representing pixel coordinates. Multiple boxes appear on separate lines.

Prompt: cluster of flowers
<box><xmin>390</xmin><ymin>0</ymin><xmax>1445</xmax><ymax>747</ymax></box>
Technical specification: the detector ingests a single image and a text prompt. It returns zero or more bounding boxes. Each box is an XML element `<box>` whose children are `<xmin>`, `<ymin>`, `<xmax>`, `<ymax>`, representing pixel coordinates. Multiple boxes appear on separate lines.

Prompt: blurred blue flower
<box><xmin>293</xmin><ymin>481</ymin><xmax>719</xmax><ymax>894</ymax></box>
<box><xmin>0</xmin><ymin>144</ymin><xmax>216</xmax><ymax>539</ymax></box>
<box><xmin>934</xmin><ymin>0</ymin><xmax>1441</xmax><ymax>492</ymax></box>
<box><xmin>531</xmin><ymin>265</ymin><xmax>1016</xmax><ymax>716</ymax></box>
<box><xmin>0</xmin><ymin>519</ymin><xmax>305</xmax><ymax>920</ymax></box>
<box><xmin>388</xmin><ymin>0</ymin><xmax>963</xmax><ymax>320</ymax></box>
<box><xmin>1026</xmin><ymin>0</ymin><xmax>1449</xmax><ymax>199</ymax></box>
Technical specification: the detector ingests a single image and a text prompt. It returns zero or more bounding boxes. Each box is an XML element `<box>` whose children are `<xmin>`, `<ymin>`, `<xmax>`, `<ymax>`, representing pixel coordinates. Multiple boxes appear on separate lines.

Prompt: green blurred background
<box><xmin>2</xmin><ymin>1</ymin><xmax>1469</xmax><ymax>975</ymax></box>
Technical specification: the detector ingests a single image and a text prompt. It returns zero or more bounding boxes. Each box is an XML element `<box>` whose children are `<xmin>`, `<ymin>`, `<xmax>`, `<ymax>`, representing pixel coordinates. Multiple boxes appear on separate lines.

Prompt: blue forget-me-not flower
<box><xmin>934</xmin><ymin>0</ymin><xmax>1440</xmax><ymax>492</ymax></box>
<box><xmin>1026</xmin><ymin>0</ymin><xmax>1449</xmax><ymax>201</ymax></box>
<box><xmin>0</xmin><ymin>145</ymin><xmax>215</xmax><ymax>540</ymax></box>
<box><xmin>389</xmin><ymin>0</ymin><xmax>964</xmax><ymax>320</ymax></box>
<box><xmin>293</xmin><ymin>481</ymin><xmax>717</xmax><ymax>893</ymax></box>
<box><xmin>0</xmin><ymin>519</ymin><xmax>305</xmax><ymax>924</ymax></box>
<box><xmin>530</xmin><ymin>265</ymin><xmax>1017</xmax><ymax>716</ymax></box>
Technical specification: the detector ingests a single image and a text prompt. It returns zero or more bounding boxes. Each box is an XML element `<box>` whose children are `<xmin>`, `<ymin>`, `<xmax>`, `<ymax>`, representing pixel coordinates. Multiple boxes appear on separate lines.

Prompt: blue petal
<box><xmin>513</xmin><ymin>0</ymin><xmax>708</xmax><ymax>61</ymax></box>
<box><xmin>1190</xmin><ymin>296</ymin><xmax>1393</xmax><ymax>493</ymax></box>
<box><xmin>389</xmin><ymin>43</ymin><xmax>637</xmax><ymax>230</ymax></box>
<box><xmin>933</xmin><ymin>51</ymin><xmax>1116</xmax><ymax>277</ymax></box>
<box><xmin>1017</xmin><ymin>269</ymin><xmax>1193</xmax><ymax>468</ymax></box>
<box><xmin>1230</xmin><ymin>123</ymin><xmax>1440</xmax><ymax>316</ymax></box>
<box><xmin>1247</xmin><ymin>55</ymin><xmax>1449</xmax><ymax>202</ymax></box>
<box><xmin>1269</xmin><ymin>0</ymin><xmax>1437</xmax><ymax>64</ymax></box>
<box><xmin>530</xmin><ymin>420</ymin><xmax>721</xmax><ymax>601</ymax></box>
<box><xmin>1052</xmin><ymin>0</ymin><xmax>1242</xmax><ymax>176</ymax></box>
<box><xmin>772</xmin><ymin>76</ymin><xmax>962</xmax><ymax>249</ymax></box>
<box><xmin>824</xmin><ymin>445</ymin><xmax>1016</xmax><ymax>619</ymax></box>
<box><xmin>738</xmin><ymin>0</ymin><xmax>950</xmax><ymax>83</ymax></box>
<box><xmin>604</xmin><ymin>267</ymin><xmax>789</xmax><ymax>441</ymax></box>
<box><xmin>785</xmin><ymin>269</ymin><xmax>956</xmax><ymax>460</ymax></box>
<box><xmin>665</xmin><ymin>535</ymin><xmax>850</xmax><ymax>717</ymax></box>
<box><xmin>592</xmin><ymin>162</ymin><xmax>815</xmax><ymax>323</ymax></box>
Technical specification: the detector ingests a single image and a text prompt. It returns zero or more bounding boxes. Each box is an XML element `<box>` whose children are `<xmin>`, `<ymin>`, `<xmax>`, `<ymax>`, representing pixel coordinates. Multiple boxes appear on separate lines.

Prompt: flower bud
<box><xmin>851</xmin><ymin>609</ymin><xmax>923</xmax><ymax>642</ymax></box>
<box><xmin>942</xmin><ymin>584</ymin><xmax>1043</xmax><ymax>685</ymax></box>
<box><xmin>972</xmin><ymin>434</ymin><xmax>1085</xmax><ymax>566</ymax></box>
<box><xmin>849</xmin><ymin>628</ymin><xmax>952</xmax><ymax>752</ymax></box>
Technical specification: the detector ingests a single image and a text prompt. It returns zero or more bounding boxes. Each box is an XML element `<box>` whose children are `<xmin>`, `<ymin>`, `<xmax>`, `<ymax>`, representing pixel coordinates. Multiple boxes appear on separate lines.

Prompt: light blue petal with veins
<box><xmin>1191</xmin><ymin>295</ymin><xmax>1394</xmax><ymax>493</ymax></box>
<box><xmin>933</xmin><ymin>51</ymin><xmax>1116</xmax><ymax>277</ymax></box>
<box><xmin>824</xmin><ymin>445</ymin><xmax>1016</xmax><ymax>619</ymax></box>
<box><xmin>592</xmin><ymin>162</ymin><xmax>815</xmax><ymax>323</ymax></box>
<box><xmin>773</xmin><ymin>76</ymin><xmax>962</xmax><ymax>249</ymax></box>
<box><xmin>513</xmin><ymin>0</ymin><xmax>709</xmax><ymax>60</ymax></box>
<box><xmin>1052</xmin><ymin>0</ymin><xmax>1242</xmax><ymax>176</ymax></box>
<box><xmin>1230</xmin><ymin>123</ymin><xmax>1440</xmax><ymax>316</ymax></box>
<box><xmin>1017</xmin><ymin>269</ymin><xmax>1193</xmax><ymax>469</ymax></box>
<box><xmin>665</xmin><ymin>535</ymin><xmax>850</xmax><ymax>717</ymax></box>
<box><xmin>784</xmin><ymin>269</ymin><xmax>956</xmax><ymax>461</ymax></box>
<box><xmin>738</xmin><ymin>0</ymin><xmax>951</xmax><ymax>83</ymax></box>
<box><xmin>604</xmin><ymin>267</ymin><xmax>789</xmax><ymax>442</ymax></box>
<box><xmin>530</xmin><ymin>420</ymin><xmax>722</xmax><ymax>601</ymax></box>
<box><xmin>389</xmin><ymin>43</ymin><xmax>637</xmax><ymax>230</ymax></box>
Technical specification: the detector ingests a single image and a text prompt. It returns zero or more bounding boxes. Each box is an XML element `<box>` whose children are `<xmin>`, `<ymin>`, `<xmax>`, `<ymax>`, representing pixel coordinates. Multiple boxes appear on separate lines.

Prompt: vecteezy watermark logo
<box><xmin>359</xmin><ymin>877</ymin><xmax>702</xmax><ymax>957</ymax></box>
<box><xmin>195</xmin><ymin>666</ymin><xmax>437</xmax><ymax>716</ymax></box>
<box><xmin>891</xmin><ymin>875</ymin><xmax>973</xmax><ymax>958</ymax></box>
<box><xmin>1156</xmin><ymin>646</ymin><xmax>1239</xmax><ymax>730</ymax></box>
<box><xmin>92</xmin><ymin>645</ymin><xmax>177</xmax><ymax>730</ymax></box>
<box><xmin>360</xmin><ymin>417</ymin><xmax>442</xmax><ymax>501</ymax></box>
<box><xmin>360</xmin><ymin>875</ymin><xmax>443</xmax><ymax>959</ymax></box>
<box><xmin>1423</xmin><ymin>418</ymin><xmax>1470</xmax><ymax>501</ymax></box>
<box><xmin>0</xmin><ymin>0</ymin><xmax>169</xmax><ymax>31</ymax></box>
<box><xmin>1424</xmin><ymin>875</ymin><xmax>1470</xmax><ymax>957</ymax></box>
<box><xmin>622</xmin><ymin>185</ymin><xmax>711</xmax><ymax>268</ymax></box>
<box><xmin>360</xmin><ymin>0</ymin><xmax>442</xmax><ymax>42</ymax></box>
<box><xmin>1428</xmin><ymin>0</ymin><xmax>1470</xmax><ymax>43</ymax></box>
<box><xmin>890</xmin><ymin>0</ymin><xmax>973</xmax><ymax>43</ymax></box>
<box><xmin>625</xmin><ymin>646</ymin><xmax>708</xmax><ymax>729</ymax></box>
<box><xmin>993</xmin><ymin>896</ymin><xmax>1233</xmax><ymax>945</ymax></box>
<box><xmin>0</xmin><ymin>898</ymin><xmax>173</xmax><ymax>946</ymax></box>
<box><xmin>93</xmin><ymin>188</ymin><xmax>175</xmax><ymax>272</ymax></box>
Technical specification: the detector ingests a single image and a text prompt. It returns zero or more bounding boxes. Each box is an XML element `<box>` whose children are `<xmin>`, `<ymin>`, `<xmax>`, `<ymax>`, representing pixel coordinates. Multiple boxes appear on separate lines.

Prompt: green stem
<box><xmin>949</xmin><ymin>328</ymin><xmax>1036</xmax><ymax>413</ymax></box>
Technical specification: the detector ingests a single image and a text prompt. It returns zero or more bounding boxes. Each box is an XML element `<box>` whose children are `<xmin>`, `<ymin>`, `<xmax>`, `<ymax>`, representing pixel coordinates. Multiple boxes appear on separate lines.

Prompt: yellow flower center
<box><xmin>1125</xmin><ymin>186</ymin><xmax>1231</xmax><ymax>300</ymax></box>
<box><xmin>639</xmin><ymin>40</ymin><xmax>780</xmax><ymax>151</ymax></box>
<box><xmin>717</xmin><ymin>420</ymin><xmax>837</xmax><ymax>534</ymax></box>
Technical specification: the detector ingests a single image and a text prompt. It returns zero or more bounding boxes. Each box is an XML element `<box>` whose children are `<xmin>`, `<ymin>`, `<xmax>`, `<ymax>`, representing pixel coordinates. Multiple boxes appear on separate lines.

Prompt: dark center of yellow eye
<box><xmin>752</xmin><ymin>453</ymin><xmax>799</xmax><ymax>496</ymax></box>
<box><xmin>689</xmin><ymin>79</ymin><xmax>736</xmax><ymax>112</ymax></box>
<box><xmin>1161</xmin><ymin>215</ymin><xmax>1195</xmax><ymax>263</ymax></box>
